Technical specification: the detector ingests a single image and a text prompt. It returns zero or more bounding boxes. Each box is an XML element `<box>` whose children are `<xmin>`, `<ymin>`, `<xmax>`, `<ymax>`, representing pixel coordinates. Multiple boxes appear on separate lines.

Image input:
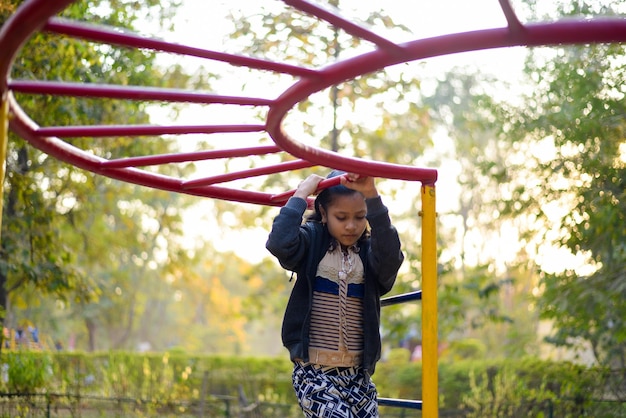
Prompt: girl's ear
<box><xmin>320</xmin><ymin>207</ymin><xmax>328</xmax><ymax>224</ymax></box>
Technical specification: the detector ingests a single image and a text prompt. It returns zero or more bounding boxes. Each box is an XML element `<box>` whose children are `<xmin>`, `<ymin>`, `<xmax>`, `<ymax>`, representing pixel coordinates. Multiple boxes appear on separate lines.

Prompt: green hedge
<box><xmin>375</xmin><ymin>349</ymin><xmax>624</xmax><ymax>417</ymax></box>
<box><xmin>1</xmin><ymin>349</ymin><xmax>623</xmax><ymax>417</ymax></box>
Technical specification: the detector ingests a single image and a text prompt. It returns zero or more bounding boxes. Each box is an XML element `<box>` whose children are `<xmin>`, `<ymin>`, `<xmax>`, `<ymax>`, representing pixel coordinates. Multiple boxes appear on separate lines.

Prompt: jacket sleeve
<box><xmin>365</xmin><ymin>196</ymin><xmax>404</xmax><ymax>295</ymax></box>
<box><xmin>265</xmin><ymin>197</ymin><xmax>311</xmax><ymax>271</ymax></box>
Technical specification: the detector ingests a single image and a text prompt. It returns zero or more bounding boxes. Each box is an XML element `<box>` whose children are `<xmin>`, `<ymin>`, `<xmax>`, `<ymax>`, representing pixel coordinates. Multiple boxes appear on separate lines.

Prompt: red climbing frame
<box><xmin>3</xmin><ymin>0</ymin><xmax>625</xmax><ymax>206</ymax></box>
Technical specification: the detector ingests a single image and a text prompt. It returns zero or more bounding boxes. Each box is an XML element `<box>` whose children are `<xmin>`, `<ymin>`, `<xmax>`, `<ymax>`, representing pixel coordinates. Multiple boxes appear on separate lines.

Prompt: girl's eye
<box><xmin>335</xmin><ymin>216</ymin><xmax>365</xmax><ymax>222</ymax></box>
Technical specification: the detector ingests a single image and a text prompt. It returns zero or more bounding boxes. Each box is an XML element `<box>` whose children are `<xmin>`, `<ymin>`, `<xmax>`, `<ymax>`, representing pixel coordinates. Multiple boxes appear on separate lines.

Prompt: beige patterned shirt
<box><xmin>308</xmin><ymin>244</ymin><xmax>364</xmax><ymax>367</ymax></box>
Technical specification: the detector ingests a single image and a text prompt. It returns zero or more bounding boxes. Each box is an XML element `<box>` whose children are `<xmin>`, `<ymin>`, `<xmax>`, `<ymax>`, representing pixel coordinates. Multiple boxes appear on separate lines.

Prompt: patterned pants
<box><xmin>292</xmin><ymin>362</ymin><xmax>378</xmax><ymax>418</ymax></box>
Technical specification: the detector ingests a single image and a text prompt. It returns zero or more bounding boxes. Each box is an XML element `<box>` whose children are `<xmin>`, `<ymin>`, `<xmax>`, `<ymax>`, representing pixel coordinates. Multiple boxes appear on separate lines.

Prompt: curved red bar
<box><xmin>0</xmin><ymin>0</ymin><xmax>75</xmax><ymax>92</ymax></box>
<box><xmin>3</xmin><ymin>0</ymin><xmax>626</xmax><ymax>204</ymax></box>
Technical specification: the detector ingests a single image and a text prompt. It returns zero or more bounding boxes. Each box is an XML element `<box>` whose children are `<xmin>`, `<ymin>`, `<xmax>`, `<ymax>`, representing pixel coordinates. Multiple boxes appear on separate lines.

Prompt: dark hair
<box><xmin>307</xmin><ymin>170</ymin><xmax>352</xmax><ymax>222</ymax></box>
<box><xmin>306</xmin><ymin>170</ymin><xmax>370</xmax><ymax>242</ymax></box>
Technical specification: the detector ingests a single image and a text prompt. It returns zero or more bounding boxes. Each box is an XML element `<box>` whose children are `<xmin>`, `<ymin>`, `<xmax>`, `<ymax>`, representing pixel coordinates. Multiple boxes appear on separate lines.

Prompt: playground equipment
<box><xmin>2</xmin><ymin>0</ymin><xmax>626</xmax><ymax>416</ymax></box>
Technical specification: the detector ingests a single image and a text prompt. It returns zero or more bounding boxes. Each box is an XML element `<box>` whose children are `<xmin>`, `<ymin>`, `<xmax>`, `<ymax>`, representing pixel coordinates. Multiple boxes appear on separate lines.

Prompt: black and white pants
<box><xmin>292</xmin><ymin>362</ymin><xmax>378</xmax><ymax>418</ymax></box>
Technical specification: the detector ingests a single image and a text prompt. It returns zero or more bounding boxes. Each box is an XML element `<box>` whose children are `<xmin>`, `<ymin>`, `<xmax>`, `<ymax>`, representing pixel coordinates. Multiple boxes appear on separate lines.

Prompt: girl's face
<box><xmin>320</xmin><ymin>193</ymin><xmax>367</xmax><ymax>248</ymax></box>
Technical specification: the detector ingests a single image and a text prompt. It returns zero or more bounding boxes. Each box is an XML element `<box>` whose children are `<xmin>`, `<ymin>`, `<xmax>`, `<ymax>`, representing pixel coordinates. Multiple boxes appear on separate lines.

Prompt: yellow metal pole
<box><xmin>0</xmin><ymin>94</ymin><xmax>8</xmax><ymax>239</ymax></box>
<box><xmin>421</xmin><ymin>183</ymin><xmax>438</xmax><ymax>417</ymax></box>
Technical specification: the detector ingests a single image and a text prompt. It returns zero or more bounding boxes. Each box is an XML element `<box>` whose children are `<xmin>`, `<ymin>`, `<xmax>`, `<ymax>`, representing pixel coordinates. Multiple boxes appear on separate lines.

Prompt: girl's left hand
<box><xmin>341</xmin><ymin>173</ymin><xmax>379</xmax><ymax>198</ymax></box>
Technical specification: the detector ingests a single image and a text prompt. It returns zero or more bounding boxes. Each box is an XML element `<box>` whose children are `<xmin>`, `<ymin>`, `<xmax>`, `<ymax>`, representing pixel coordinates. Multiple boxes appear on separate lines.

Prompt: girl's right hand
<box><xmin>293</xmin><ymin>174</ymin><xmax>324</xmax><ymax>199</ymax></box>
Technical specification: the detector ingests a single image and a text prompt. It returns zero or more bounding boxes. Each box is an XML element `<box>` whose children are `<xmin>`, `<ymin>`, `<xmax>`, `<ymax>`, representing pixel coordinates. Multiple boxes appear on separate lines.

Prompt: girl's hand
<box><xmin>293</xmin><ymin>174</ymin><xmax>324</xmax><ymax>199</ymax></box>
<box><xmin>342</xmin><ymin>173</ymin><xmax>379</xmax><ymax>199</ymax></box>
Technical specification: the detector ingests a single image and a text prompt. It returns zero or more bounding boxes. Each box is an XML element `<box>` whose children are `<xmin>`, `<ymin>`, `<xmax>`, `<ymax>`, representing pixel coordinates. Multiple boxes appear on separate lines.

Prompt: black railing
<box><xmin>378</xmin><ymin>290</ymin><xmax>425</xmax><ymax>411</ymax></box>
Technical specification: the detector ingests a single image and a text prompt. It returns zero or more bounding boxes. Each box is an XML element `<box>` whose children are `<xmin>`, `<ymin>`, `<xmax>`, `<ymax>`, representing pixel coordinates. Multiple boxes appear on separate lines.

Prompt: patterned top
<box><xmin>308</xmin><ymin>243</ymin><xmax>364</xmax><ymax>367</ymax></box>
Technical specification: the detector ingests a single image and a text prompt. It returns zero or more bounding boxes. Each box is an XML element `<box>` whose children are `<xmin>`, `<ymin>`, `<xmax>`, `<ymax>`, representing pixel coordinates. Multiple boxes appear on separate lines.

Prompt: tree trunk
<box><xmin>85</xmin><ymin>317</ymin><xmax>96</xmax><ymax>351</ymax></box>
<box><xmin>0</xmin><ymin>269</ymin><xmax>6</xmax><ymax>354</ymax></box>
<box><xmin>112</xmin><ymin>295</ymin><xmax>135</xmax><ymax>349</ymax></box>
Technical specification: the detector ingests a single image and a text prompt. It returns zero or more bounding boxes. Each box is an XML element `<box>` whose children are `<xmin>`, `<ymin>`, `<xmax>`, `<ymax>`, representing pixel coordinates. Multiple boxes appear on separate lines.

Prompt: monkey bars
<box><xmin>4</xmin><ymin>1</ymin><xmax>626</xmax><ymax>205</ymax></box>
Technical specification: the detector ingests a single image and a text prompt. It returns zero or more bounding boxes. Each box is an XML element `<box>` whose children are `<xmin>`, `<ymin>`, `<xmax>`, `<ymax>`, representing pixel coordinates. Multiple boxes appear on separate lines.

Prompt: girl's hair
<box><xmin>306</xmin><ymin>170</ymin><xmax>370</xmax><ymax>241</ymax></box>
<box><xmin>307</xmin><ymin>170</ymin><xmax>351</xmax><ymax>222</ymax></box>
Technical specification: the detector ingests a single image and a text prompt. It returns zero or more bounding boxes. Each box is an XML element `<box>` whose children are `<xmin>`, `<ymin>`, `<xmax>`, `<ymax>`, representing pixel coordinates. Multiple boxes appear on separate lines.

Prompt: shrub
<box><xmin>0</xmin><ymin>350</ymin><xmax>620</xmax><ymax>417</ymax></box>
<box><xmin>2</xmin><ymin>351</ymin><xmax>51</xmax><ymax>393</ymax></box>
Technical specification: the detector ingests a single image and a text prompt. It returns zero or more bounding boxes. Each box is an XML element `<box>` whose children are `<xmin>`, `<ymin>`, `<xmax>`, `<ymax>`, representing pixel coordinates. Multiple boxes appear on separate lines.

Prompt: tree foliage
<box><xmin>490</xmin><ymin>1</ymin><xmax>626</xmax><ymax>369</ymax></box>
<box><xmin>2</xmin><ymin>0</ymin><xmax>302</xmax><ymax>355</ymax></box>
<box><xmin>387</xmin><ymin>66</ymin><xmax>541</xmax><ymax>358</ymax></box>
<box><xmin>1</xmin><ymin>0</ymin><xmax>194</xmax><ymax>350</ymax></box>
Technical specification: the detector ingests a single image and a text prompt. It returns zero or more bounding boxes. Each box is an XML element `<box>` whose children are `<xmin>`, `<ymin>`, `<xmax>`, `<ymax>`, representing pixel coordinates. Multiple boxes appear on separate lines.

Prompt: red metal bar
<box><xmin>36</xmin><ymin>124</ymin><xmax>266</xmax><ymax>138</ymax></box>
<box><xmin>266</xmin><ymin>19</ymin><xmax>626</xmax><ymax>184</ymax></box>
<box><xmin>182</xmin><ymin>159</ymin><xmax>315</xmax><ymax>189</ymax></box>
<box><xmin>101</xmin><ymin>146</ymin><xmax>282</xmax><ymax>168</ymax></box>
<box><xmin>10</xmin><ymin>80</ymin><xmax>273</xmax><ymax>106</ymax></box>
<box><xmin>269</xmin><ymin>175</ymin><xmax>343</xmax><ymax>203</ymax></box>
<box><xmin>282</xmin><ymin>0</ymin><xmax>405</xmax><ymax>56</ymax></box>
<box><xmin>8</xmin><ymin>94</ymin><xmax>286</xmax><ymax>206</ymax></box>
<box><xmin>45</xmin><ymin>18</ymin><xmax>321</xmax><ymax>79</ymax></box>
<box><xmin>498</xmin><ymin>0</ymin><xmax>525</xmax><ymax>33</ymax></box>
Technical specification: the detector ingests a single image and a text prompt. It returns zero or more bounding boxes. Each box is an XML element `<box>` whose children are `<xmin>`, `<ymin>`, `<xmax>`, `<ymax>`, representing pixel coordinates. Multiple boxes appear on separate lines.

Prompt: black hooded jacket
<box><xmin>266</xmin><ymin>196</ymin><xmax>404</xmax><ymax>376</ymax></box>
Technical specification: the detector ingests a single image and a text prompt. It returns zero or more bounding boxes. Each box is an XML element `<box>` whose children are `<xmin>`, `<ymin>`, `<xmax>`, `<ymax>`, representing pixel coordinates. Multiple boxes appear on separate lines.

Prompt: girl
<box><xmin>266</xmin><ymin>170</ymin><xmax>404</xmax><ymax>417</ymax></box>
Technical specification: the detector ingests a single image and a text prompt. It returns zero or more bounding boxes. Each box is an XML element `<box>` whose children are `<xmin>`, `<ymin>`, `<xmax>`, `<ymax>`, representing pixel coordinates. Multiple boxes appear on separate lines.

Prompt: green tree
<box><xmin>391</xmin><ymin>68</ymin><xmax>541</xmax><ymax>359</ymax></box>
<box><xmin>492</xmin><ymin>1</ymin><xmax>626</xmax><ymax>371</ymax></box>
<box><xmin>524</xmin><ymin>42</ymin><xmax>626</xmax><ymax>369</ymax></box>
<box><xmin>1</xmin><ymin>0</ymin><xmax>198</xmax><ymax>351</ymax></box>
